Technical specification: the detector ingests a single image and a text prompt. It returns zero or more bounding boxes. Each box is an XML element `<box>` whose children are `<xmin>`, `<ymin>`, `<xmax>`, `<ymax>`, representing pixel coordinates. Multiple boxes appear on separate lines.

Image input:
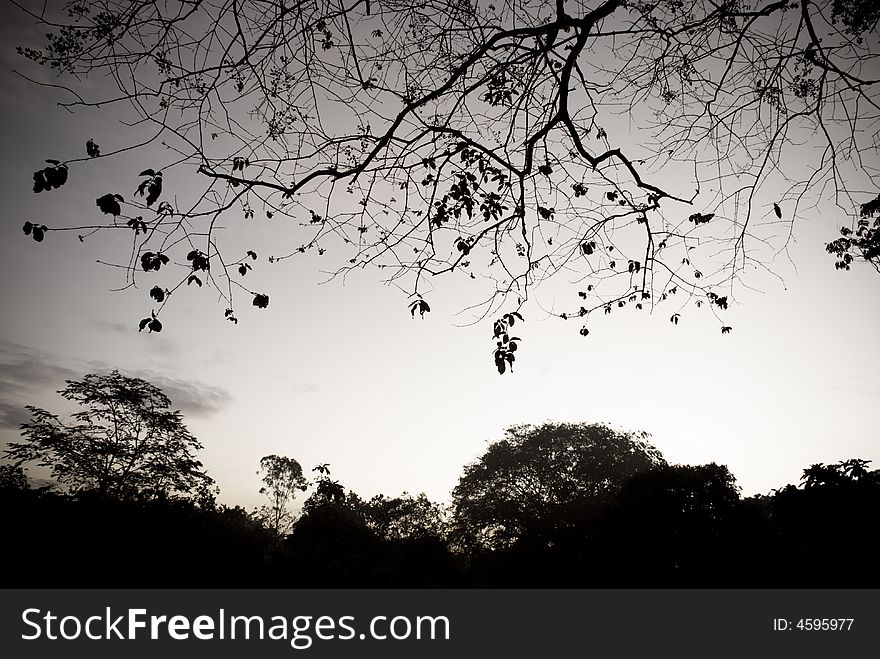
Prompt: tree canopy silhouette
<box><xmin>0</xmin><ymin>463</ymin><xmax>29</xmax><ymax>492</ymax></box>
<box><xmin>767</xmin><ymin>458</ymin><xmax>880</xmax><ymax>585</ymax></box>
<box><xmin>12</xmin><ymin>1</ymin><xmax>880</xmax><ymax>368</ymax></box>
<box><xmin>3</xmin><ymin>371</ymin><xmax>214</xmax><ymax>501</ymax></box>
<box><xmin>355</xmin><ymin>492</ymin><xmax>450</xmax><ymax>541</ymax></box>
<box><xmin>451</xmin><ymin>422</ymin><xmax>665</xmax><ymax>551</ymax></box>
<box><xmin>594</xmin><ymin>462</ymin><xmax>747</xmax><ymax>584</ymax></box>
<box><xmin>256</xmin><ymin>453</ymin><xmax>308</xmax><ymax>540</ymax></box>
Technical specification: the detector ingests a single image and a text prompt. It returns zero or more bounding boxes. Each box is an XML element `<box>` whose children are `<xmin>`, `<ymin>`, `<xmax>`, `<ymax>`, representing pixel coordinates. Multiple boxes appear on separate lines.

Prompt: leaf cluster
<box><xmin>33</xmin><ymin>161</ymin><xmax>67</xmax><ymax>193</ymax></box>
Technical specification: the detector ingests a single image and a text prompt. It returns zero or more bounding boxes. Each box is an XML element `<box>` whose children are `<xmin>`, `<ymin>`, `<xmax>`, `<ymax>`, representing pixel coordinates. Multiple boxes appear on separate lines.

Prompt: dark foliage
<box><xmin>3</xmin><ymin>371</ymin><xmax>213</xmax><ymax>501</ymax></box>
<box><xmin>2</xmin><ymin>432</ymin><xmax>877</xmax><ymax>587</ymax></box>
<box><xmin>451</xmin><ymin>422</ymin><xmax>665</xmax><ymax>552</ymax></box>
<box><xmin>0</xmin><ymin>487</ymin><xmax>272</xmax><ymax>587</ymax></box>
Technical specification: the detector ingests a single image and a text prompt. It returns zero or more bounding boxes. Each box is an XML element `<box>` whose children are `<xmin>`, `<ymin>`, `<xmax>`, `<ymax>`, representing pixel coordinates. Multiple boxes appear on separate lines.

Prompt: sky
<box><xmin>1</xmin><ymin>2</ymin><xmax>879</xmax><ymax>511</ymax></box>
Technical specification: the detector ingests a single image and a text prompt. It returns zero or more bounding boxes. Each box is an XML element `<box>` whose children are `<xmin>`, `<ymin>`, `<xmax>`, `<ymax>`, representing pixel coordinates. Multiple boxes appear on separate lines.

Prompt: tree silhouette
<box><xmin>302</xmin><ymin>465</ymin><xmax>348</xmax><ymax>515</ymax></box>
<box><xmin>283</xmin><ymin>468</ymin><xmax>387</xmax><ymax>586</ymax></box>
<box><xmin>12</xmin><ymin>1</ymin><xmax>880</xmax><ymax>366</ymax></box>
<box><xmin>768</xmin><ymin>458</ymin><xmax>880</xmax><ymax>585</ymax></box>
<box><xmin>3</xmin><ymin>371</ymin><xmax>214</xmax><ymax>501</ymax></box>
<box><xmin>451</xmin><ymin>422</ymin><xmax>665</xmax><ymax>552</ymax></box>
<box><xmin>281</xmin><ymin>473</ymin><xmax>460</xmax><ymax>586</ymax></box>
<box><xmin>355</xmin><ymin>492</ymin><xmax>450</xmax><ymax>541</ymax></box>
<box><xmin>0</xmin><ymin>464</ymin><xmax>29</xmax><ymax>492</ymax></box>
<box><xmin>256</xmin><ymin>454</ymin><xmax>308</xmax><ymax>541</ymax></box>
<box><xmin>594</xmin><ymin>462</ymin><xmax>748</xmax><ymax>585</ymax></box>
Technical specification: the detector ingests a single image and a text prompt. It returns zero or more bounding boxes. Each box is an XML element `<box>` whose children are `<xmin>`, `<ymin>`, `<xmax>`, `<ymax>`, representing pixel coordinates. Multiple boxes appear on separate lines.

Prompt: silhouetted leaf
<box><xmin>22</xmin><ymin>221</ymin><xmax>32</xmax><ymax>236</ymax></box>
<box><xmin>146</xmin><ymin>177</ymin><xmax>162</xmax><ymax>206</ymax></box>
<box><xmin>33</xmin><ymin>163</ymin><xmax>68</xmax><ymax>192</ymax></box>
<box><xmin>148</xmin><ymin>318</ymin><xmax>162</xmax><ymax>332</ymax></box>
<box><xmin>247</xmin><ymin>250</ymin><xmax>257</xmax><ymax>260</ymax></box>
<box><xmin>253</xmin><ymin>293</ymin><xmax>269</xmax><ymax>308</ymax></box>
<box><xmin>773</xmin><ymin>203</ymin><xmax>782</xmax><ymax>218</ymax></box>
<box><xmin>149</xmin><ymin>286</ymin><xmax>165</xmax><ymax>302</ymax></box>
<box><xmin>140</xmin><ymin>252</ymin><xmax>168</xmax><ymax>272</ymax></box>
<box><xmin>126</xmin><ymin>217</ymin><xmax>149</xmax><ymax>234</ymax></box>
<box><xmin>185</xmin><ymin>250</ymin><xmax>209</xmax><ymax>271</ymax></box>
<box><xmin>96</xmin><ymin>193</ymin><xmax>122</xmax><ymax>216</ymax></box>
<box><xmin>187</xmin><ymin>275</ymin><xmax>202</xmax><ymax>287</ymax></box>
<box><xmin>138</xmin><ymin>318</ymin><xmax>150</xmax><ymax>332</ymax></box>
<box><xmin>688</xmin><ymin>212</ymin><xmax>715</xmax><ymax>225</ymax></box>
<box><xmin>136</xmin><ymin>170</ymin><xmax>163</xmax><ymax>206</ymax></box>
<box><xmin>409</xmin><ymin>299</ymin><xmax>431</xmax><ymax>318</ymax></box>
<box><xmin>86</xmin><ymin>139</ymin><xmax>100</xmax><ymax>157</ymax></box>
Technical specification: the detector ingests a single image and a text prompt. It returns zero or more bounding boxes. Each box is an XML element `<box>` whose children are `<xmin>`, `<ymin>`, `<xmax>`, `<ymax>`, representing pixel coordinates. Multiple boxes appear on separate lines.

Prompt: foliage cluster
<box><xmin>11</xmin><ymin>0</ymin><xmax>880</xmax><ymax>368</ymax></box>
<box><xmin>4</xmin><ymin>400</ymin><xmax>878</xmax><ymax>586</ymax></box>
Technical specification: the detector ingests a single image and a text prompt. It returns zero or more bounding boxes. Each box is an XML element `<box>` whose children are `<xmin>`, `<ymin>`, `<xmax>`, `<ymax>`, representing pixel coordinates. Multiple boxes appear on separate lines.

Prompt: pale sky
<box><xmin>1</xmin><ymin>2</ymin><xmax>878</xmax><ymax>511</ymax></box>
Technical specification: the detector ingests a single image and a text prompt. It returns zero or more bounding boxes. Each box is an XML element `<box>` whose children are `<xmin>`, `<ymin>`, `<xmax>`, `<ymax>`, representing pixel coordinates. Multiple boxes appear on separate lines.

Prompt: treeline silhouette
<box><xmin>2</xmin><ymin>421</ymin><xmax>878</xmax><ymax>588</ymax></box>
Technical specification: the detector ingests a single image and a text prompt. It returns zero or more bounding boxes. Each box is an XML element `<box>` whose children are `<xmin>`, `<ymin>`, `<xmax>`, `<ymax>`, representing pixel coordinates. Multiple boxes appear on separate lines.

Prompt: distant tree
<box><xmin>800</xmin><ymin>457</ymin><xmax>875</xmax><ymax>488</ymax></box>
<box><xmin>256</xmin><ymin>454</ymin><xmax>308</xmax><ymax>540</ymax></box>
<box><xmin>2</xmin><ymin>371</ymin><xmax>213</xmax><ymax>500</ymax></box>
<box><xmin>451</xmin><ymin>422</ymin><xmax>665</xmax><ymax>551</ymax></box>
<box><xmin>0</xmin><ymin>464</ymin><xmax>29</xmax><ymax>492</ymax></box>
<box><xmin>283</xmin><ymin>467</ymin><xmax>385</xmax><ymax>586</ymax></box>
<box><xmin>301</xmin><ymin>463</ymin><xmax>348</xmax><ymax>515</ymax></box>
<box><xmin>356</xmin><ymin>492</ymin><xmax>450</xmax><ymax>541</ymax></box>
<box><xmin>769</xmin><ymin>457</ymin><xmax>880</xmax><ymax>585</ymax></box>
<box><xmin>615</xmin><ymin>462</ymin><xmax>741</xmax><ymax>523</ymax></box>
<box><xmin>595</xmin><ymin>463</ymin><xmax>746</xmax><ymax>584</ymax></box>
<box><xmin>12</xmin><ymin>1</ymin><xmax>880</xmax><ymax>367</ymax></box>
